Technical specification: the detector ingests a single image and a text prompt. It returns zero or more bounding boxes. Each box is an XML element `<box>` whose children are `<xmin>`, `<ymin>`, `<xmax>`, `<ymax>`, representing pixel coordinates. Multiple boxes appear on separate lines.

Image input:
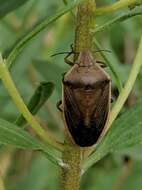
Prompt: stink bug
<box><xmin>62</xmin><ymin>49</ymin><xmax>111</xmax><ymax>147</ymax></box>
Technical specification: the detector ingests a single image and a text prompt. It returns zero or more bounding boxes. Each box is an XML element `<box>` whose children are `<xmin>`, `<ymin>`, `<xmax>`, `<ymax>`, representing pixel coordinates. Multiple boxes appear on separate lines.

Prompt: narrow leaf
<box><xmin>0</xmin><ymin>118</ymin><xmax>42</xmax><ymax>149</ymax></box>
<box><xmin>15</xmin><ymin>82</ymin><xmax>54</xmax><ymax>126</ymax></box>
<box><xmin>0</xmin><ymin>0</ymin><xmax>29</xmax><ymax>19</ymax></box>
<box><xmin>0</xmin><ymin>118</ymin><xmax>61</xmax><ymax>166</ymax></box>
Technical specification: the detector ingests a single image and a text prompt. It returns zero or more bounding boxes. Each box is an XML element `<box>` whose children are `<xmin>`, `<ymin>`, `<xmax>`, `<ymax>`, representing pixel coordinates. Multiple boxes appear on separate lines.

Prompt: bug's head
<box><xmin>76</xmin><ymin>50</ymin><xmax>94</xmax><ymax>67</ymax></box>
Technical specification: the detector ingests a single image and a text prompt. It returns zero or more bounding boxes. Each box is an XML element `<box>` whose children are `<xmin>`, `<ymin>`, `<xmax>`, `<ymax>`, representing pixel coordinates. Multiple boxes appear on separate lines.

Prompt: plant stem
<box><xmin>61</xmin><ymin>0</ymin><xmax>96</xmax><ymax>189</ymax></box>
<box><xmin>0</xmin><ymin>54</ymin><xmax>63</xmax><ymax>152</ymax></box>
<box><xmin>95</xmin><ymin>0</ymin><xmax>140</xmax><ymax>16</ymax></box>
<box><xmin>60</xmin><ymin>137</ymin><xmax>82</xmax><ymax>190</ymax></box>
<box><xmin>107</xmin><ymin>36</ymin><xmax>142</xmax><ymax>129</ymax></box>
<box><xmin>74</xmin><ymin>0</ymin><xmax>96</xmax><ymax>52</ymax></box>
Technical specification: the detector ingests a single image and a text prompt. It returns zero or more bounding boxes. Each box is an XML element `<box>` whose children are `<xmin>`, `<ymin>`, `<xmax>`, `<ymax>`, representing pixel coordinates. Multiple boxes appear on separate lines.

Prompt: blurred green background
<box><xmin>0</xmin><ymin>0</ymin><xmax>142</xmax><ymax>189</ymax></box>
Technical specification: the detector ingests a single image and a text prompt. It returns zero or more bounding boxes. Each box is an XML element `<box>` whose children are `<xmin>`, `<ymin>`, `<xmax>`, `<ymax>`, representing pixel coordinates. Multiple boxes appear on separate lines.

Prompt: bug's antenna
<box><xmin>51</xmin><ymin>44</ymin><xmax>76</xmax><ymax>57</ymax></box>
<box><xmin>51</xmin><ymin>52</ymin><xmax>71</xmax><ymax>57</ymax></box>
<box><xmin>51</xmin><ymin>45</ymin><xmax>79</xmax><ymax>57</ymax></box>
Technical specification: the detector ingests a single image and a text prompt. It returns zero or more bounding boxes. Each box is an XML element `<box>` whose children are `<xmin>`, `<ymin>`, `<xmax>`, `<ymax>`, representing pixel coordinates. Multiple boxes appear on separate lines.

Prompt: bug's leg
<box><xmin>64</xmin><ymin>44</ymin><xmax>78</xmax><ymax>66</ymax></box>
<box><xmin>57</xmin><ymin>100</ymin><xmax>63</xmax><ymax>112</ymax></box>
<box><xmin>96</xmin><ymin>60</ymin><xmax>107</xmax><ymax>68</ymax></box>
<box><xmin>64</xmin><ymin>44</ymin><xmax>80</xmax><ymax>66</ymax></box>
<box><xmin>64</xmin><ymin>56</ymin><xmax>74</xmax><ymax>66</ymax></box>
<box><xmin>64</xmin><ymin>51</ymin><xmax>74</xmax><ymax>66</ymax></box>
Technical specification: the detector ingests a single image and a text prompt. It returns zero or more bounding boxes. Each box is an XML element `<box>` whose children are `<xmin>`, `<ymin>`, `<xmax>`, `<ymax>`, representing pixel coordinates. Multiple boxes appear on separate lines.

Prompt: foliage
<box><xmin>0</xmin><ymin>0</ymin><xmax>142</xmax><ymax>190</ymax></box>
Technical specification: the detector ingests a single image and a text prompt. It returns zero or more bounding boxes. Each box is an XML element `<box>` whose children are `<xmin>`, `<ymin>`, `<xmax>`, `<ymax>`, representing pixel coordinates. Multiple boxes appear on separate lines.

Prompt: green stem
<box><xmin>95</xmin><ymin>0</ymin><xmax>140</xmax><ymax>16</ymax></box>
<box><xmin>0</xmin><ymin>54</ymin><xmax>63</xmax><ymax>152</ymax></box>
<box><xmin>61</xmin><ymin>0</ymin><xmax>96</xmax><ymax>190</ymax></box>
<box><xmin>74</xmin><ymin>0</ymin><xmax>96</xmax><ymax>52</ymax></box>
<box><xmin>107</xmin><ymin>36</ymin><xmax>142</xmax><ymax>129</ymax></box>
<box><xmin>60</xmin><ymin>137</ymin><xmax>82</xmax><ymax>190</ymax></box>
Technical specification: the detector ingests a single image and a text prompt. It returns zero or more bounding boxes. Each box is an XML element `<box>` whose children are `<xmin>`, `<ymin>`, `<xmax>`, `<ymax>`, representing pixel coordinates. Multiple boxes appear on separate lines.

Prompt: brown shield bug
<box><xmin>61</xmin><ymin>49</ymin><xmax>111</xmax><ymax>147</ymax></box>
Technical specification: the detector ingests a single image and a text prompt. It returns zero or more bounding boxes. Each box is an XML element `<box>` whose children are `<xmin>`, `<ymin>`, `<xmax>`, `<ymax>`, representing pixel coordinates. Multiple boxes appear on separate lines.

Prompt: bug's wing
<box><xmin>63</xmin><ymin>82</ymin><xmax>110</xmax><ymax>147</ymax></box>
<box><xmin>63</xmin><ymin>86</ymin><xmax>81</xmax><ymax>127</ymax></box>
<box><xmin>91</xmin><ymin>82</ymin><xmax>110</xmax><ymax>134</ymax></box>
<box><xmin>63</xmin><ymin>86</ymin><xmax>83</xmax><ymax>143</ymax></box>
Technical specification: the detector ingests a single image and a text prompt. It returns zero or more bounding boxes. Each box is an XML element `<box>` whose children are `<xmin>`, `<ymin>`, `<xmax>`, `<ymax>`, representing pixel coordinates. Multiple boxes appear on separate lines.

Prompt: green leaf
<box><xmin>0</xmin><ymin>118</ymin><xmax>42</xmax><ymax>149</ymax></box>
<box><xmin>84</xmin><ymin>98</ymin><xmax>142</xmax><ymax>171</ymax></box>
<box><xmin>0</xmin><ymin>0</ymin><xmax>29</xmax><ymax>19</ymax></box>
<box><xmin>5</xmin><ymin>0</ymin><xmax>82</xmax><ymax>68</ymax></box>
<box><xmin>15</xmin><ymin>82</ymin><xmax>54</xmax><ymax>126</ymax></box>
<box><xmin>0</xmin><ymin>118</ymin><xmax>61</xmax><ymax>166</ymax></box>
